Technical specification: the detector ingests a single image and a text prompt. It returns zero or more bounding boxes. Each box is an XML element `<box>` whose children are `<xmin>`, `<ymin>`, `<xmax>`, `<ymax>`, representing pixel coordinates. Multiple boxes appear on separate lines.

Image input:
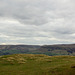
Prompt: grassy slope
<box><xmin>0</xmin><ymin>54</ymin><xmax>75</xmax><ymax>75</ymax></box>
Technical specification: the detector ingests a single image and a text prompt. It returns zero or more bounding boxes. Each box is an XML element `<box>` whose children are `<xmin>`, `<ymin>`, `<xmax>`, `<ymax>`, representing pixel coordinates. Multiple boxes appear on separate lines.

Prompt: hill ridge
<box><xmin>0</xmin><ymin>44</ymin><xmax>75</xmax><ymax>56</ymax></box>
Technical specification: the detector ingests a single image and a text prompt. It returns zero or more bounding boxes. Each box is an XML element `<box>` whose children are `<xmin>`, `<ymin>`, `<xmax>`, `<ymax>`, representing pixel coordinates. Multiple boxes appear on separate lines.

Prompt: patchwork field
<box><xmin>0</xmin><ymin>54</ymin><xmax>75</xmax><ymax>75</ymax></box>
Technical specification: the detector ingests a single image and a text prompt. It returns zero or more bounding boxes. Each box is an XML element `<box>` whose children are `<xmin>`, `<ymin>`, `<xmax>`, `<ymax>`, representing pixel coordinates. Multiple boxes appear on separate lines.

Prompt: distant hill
<box><xmin>0</xmin><ymin>45</ymin><xmax>40</xmax><ymax>55</ymax></box>
<box><xmin>34</xmin><ymin>44</ymin><xmax>75</xmax><ymax>56</ymax></box>
<box><xmin>0</xmin><ymin>44</ymin><xmax>75</xmax><ymax>56</ymax></box>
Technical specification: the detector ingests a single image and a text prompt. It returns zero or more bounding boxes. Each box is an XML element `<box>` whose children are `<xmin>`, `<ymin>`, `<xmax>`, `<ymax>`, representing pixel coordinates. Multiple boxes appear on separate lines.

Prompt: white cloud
<box><xmin>0</xmin><ymin>0</ymin><xmax>75</xmax><ymax>45</ymax></box>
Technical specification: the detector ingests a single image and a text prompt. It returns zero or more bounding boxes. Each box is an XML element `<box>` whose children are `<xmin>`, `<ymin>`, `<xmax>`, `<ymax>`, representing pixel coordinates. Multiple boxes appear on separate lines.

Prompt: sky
<box><xmin>0</xmin><ymin>0</ymin><xmax>75</xmax><ymax>45</ymax></box>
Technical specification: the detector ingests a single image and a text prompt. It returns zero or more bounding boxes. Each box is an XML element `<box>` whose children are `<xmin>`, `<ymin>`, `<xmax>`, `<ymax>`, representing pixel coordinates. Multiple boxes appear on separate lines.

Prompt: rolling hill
<box><xmin>0</xmin><ymin>44</ymin><xmax>75</xmax><ymax>56</ymax></box>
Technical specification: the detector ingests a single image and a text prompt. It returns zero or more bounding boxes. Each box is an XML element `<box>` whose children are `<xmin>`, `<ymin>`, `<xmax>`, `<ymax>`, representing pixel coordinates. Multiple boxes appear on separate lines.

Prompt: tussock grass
<box><xmin>0</xmin><ymin>54</ymin><xmax>75</xmax><ymax>75</ymax></box>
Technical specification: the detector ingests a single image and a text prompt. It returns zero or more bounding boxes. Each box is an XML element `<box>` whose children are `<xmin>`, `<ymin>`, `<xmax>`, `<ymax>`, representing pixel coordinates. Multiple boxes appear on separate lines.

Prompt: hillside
<box><xmin>0</xmin><ymin>54</ymin><xmax>75</xmax><ymax>75</ymax></box>
<box><xmin>0</xmin><ymin>44</ymin><xmax>75</xmax><ymax>56</ymax></box>
<box><xmin>0</xmin><ymin>45</ymin><xmax>40</xmax><ymax>55</ymax></box>
<box><xmin>32</xmin><ymin>44</ymin><xmax>75</xmax><ymax>56</ymax></box>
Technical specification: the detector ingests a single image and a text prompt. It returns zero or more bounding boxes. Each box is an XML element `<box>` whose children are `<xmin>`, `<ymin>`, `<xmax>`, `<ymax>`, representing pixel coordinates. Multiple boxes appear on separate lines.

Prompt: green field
<box><xmin>0</xmin><ymin>54</ymin><xmax>75</xmax><ymax>75</ymax></box>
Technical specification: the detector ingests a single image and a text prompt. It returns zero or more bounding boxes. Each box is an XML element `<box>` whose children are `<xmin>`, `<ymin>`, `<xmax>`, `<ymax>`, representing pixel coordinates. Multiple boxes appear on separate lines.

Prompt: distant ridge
<box><xmin>0</xmin><ymin>44</ymin><xmax>75</xmax><ymax>56</ymax></box>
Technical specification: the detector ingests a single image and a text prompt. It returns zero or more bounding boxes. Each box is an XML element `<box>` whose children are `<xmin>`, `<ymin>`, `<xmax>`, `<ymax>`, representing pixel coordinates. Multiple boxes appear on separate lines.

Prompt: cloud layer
<box><xmin>0</xmin><ymin>0</ymin><xmax>75</xmax><ymax>45</ymax></box>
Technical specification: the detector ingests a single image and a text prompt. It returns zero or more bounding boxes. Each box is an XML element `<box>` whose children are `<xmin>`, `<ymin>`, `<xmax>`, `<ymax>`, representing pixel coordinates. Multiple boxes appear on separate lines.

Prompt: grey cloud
<box><xmin>0</xmin><ymin>0</ymin><xmax>74</xmax><ymax>25</ymax></box>
<box><xmin>0</xmin><ymin>0</ymin><xmax>49</xmax><ymax>25</ymax></box>
<box><xmin>0</xmin><ymin>0</ymin><xmax>75</xmax><ymax>45</ymax></box>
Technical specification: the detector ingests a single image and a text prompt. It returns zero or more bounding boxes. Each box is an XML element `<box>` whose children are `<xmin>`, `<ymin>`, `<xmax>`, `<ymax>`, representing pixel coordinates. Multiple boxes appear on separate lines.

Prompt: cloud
<box><xmin>0</xmin><ymin>0</ymin><xmax>75</xmax><ymax>45</ymax></box>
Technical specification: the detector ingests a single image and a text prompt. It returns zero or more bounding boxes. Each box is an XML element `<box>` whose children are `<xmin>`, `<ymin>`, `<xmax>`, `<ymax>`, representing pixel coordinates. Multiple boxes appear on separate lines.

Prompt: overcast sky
<box><xmin>0</xmin><ymin>0</ymin><xmax>75</xmax><ymax>45</ymax></box>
